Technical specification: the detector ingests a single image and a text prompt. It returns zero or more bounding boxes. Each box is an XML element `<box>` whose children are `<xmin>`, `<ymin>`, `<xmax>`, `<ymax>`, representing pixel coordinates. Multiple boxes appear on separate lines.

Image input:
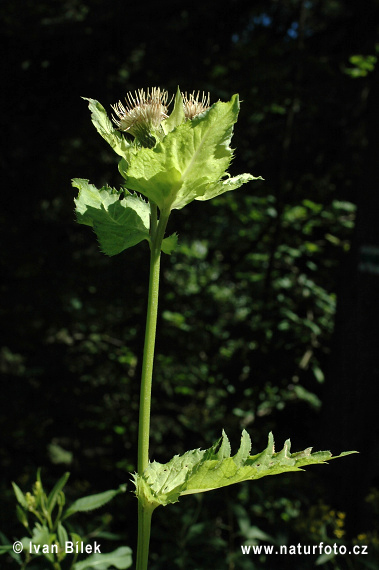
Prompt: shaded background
<box><xmin>1</xmin><ymin>0</ymin><xmax>379</xmax><ymax>568</ymax></box>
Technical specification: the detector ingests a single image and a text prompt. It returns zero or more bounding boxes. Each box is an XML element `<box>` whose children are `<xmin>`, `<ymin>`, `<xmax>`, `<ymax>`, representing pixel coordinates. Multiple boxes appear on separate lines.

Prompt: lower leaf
<box><xmin>133</xmin><ymin>431</ymin><xmax>357</xmax><ymax>509</ymax></box>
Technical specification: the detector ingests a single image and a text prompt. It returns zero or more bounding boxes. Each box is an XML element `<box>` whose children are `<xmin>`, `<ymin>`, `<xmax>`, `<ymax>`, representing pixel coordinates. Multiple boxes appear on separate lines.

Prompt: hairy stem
<box><xmin>136</xmin><ymin>206</ymin><xmax>169</xmax><ymax>570</ymax></box>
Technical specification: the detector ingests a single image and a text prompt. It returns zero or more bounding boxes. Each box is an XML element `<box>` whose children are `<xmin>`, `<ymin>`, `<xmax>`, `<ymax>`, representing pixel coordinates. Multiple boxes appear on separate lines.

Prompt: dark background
<box><xmin>1</xmin><ymin>0</ymin><xmax>379</xmax><ymax>568</ymax></box>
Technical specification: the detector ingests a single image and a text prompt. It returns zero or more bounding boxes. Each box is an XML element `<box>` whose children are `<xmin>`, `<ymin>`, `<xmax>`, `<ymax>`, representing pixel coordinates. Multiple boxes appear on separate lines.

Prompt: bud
<box><xmin>25</xmin><ymin>491</ymin><xmax>36</xmax><ymax>511</ymax></box>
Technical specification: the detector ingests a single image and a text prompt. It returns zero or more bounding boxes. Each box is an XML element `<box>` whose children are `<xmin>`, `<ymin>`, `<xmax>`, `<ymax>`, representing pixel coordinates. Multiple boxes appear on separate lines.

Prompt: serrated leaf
<box><xmin>73</xmin><ymin>546</ymin><xmax>132</xmax><ymax>570</ymax></box>
<box><xmin>133</xmin><ymin>431</ymin><xmax>357</xmax><ymax>508</ymax></box>
<box><xmin>233</xmin><ymin>430</ymin><xmax>252</xmax><ymax>467</ymax></box>
<box><xmin>195</xmin><ymin>172</ymin><xmax>263</xmax><ymax>203</ymax></box>
<box><xmin>119</xmin><ymin>94</ymin><xmax>260</xmax><ymax>212</ymax></box>
<box><xmin>83</xmin><ymin>98</ymin><xmax>131</xmax><ymax>160</ymax></box>
<box><xmin>133</xmin><ymin>448</ymin><xmax>205</xmax><ymax>508</ymax></box>
<box><xmin>216</xmin><ymin>430</ymin><xmax>231</xmax><ymax>461</ymax></box>
<box><xmin>161</xmin><ymin>233</ymin><xmax>178</xmax><ymax>255</ymax></box>
<box><xmin>63</xmin><ymin>485</ymin><xmax>126</xmax><ymax>519</ymax></box>
<box><xmin>73</xmin><ymin>179</ymin><xmax>150</xmax><ymax>256</ymax></box>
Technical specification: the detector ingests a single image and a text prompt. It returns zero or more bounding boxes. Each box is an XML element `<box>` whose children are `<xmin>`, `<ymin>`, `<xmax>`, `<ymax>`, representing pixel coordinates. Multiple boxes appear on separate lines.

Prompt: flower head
<box><xmin>111</xmin><ymin>87</ymin><xmax>169</xmax><ymax>147</ymax></box>
<box><xmin>182</xmin><ymin>91</ymin><xmax>211</xmax><ymax>120</ymax></box>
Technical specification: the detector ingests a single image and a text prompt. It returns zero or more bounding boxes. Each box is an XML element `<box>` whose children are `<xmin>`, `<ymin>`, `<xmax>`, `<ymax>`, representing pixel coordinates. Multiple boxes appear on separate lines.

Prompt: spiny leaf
<box><xmin>216</xmin><ymin>430</ymin><xmax>232</xmax><ymax>461</ymax></box>
<box><xmin>83</xmin><ymin>98</ymin><xmax>132</xmax><ymax>160</ymax></box>
<box><xmin>195</xmin><ymin>172</ymin><xmax>263</xmax><ymax>203</ymax></box>
<box><xmin>73</xmin><ymin>179</ymin><xmax>150</xmax><ymax>256</ymax></box>
<box><xmin>133</xmin><ymin>431</ymin><xmax>357</xmax><ymax>509</ymax></box>
<box><xmin>119</xmin><ymin>95</ymin><xmax>259</xmax><ymax>212</ymax></box>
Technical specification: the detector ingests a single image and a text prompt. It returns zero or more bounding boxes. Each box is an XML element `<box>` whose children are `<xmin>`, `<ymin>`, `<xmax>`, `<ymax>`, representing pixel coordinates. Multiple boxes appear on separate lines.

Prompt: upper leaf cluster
<box><xmin>73</xmin><ymin>89</ymin><xmax>262</xmax><ymax>256</ymax></box>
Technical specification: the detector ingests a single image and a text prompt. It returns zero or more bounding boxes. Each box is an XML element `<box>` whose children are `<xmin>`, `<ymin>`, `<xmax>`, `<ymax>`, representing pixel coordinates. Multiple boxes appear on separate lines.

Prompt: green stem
<box><xmin>136</xmin><ymin>206</ymin><xmax>169</xmax><ymax>570</ymax></box>
<box><xmin>136</xmin><ymin>502</ymin><xmax>155</xmax><ymax>570</ymax></box>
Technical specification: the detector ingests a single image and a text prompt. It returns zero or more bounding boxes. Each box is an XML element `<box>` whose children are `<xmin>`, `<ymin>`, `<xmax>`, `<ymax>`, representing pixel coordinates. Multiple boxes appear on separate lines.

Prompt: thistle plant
<box><xmin>72</xmin><ymin>87</ymin><xmax>355</xmax><ymax>570</ymax></box>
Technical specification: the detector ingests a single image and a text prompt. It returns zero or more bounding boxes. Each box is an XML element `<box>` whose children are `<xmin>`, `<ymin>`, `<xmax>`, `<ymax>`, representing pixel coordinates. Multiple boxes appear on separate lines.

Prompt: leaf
<box><xmin>195</xmin><ymin>173</ymin><xmax>263</xmax><ymax>203</ymax></box>
<box><xmin>119</xmin><ymin>94</ymin><xmax>260</xmax><ymax>212</ymax></box>
<box><xmin>161</xmin><ymin>233</ymin><xmax>178</xmax><ymax>255</ymax></box>
<box><xmin>63</xmin><ymin>484</ymin><xmax>126</xmax><ymax>519</ymax></box>
<box><xmin>161</xmin><ymin>88</ymin><xmax>185</xmax><ymax>134</ymax></box>
<box><xmin>0</xmin><ymin>545</ymin><xmax>14</xmax><ymax>555</ymax></box>
<box><xmin>73</xmin><ymin>179</ymin><xmax>150</xmax><ymax>256</ymax></box>
<box><xmin>12</xmin><ymin>482</ymin><xmax>27</xmax><ymax>509</ymax></box>
<box><xmin>47</xmin><ymin>472</ymin><xmax>70</xmax><ymax>514</ymax></box>
<box><xmin>83</xmin><ymin>98</ymin><xmax>132</xmax><ymax>159</ymax></box>
<box><xmin>57</xmin><ymin>522</ymin><xmax>69</xmax><ymax>549</ymax></box>
<box><xmin>16</xmin><ymin>505</ymin><xmax>28</xmax><ymax>527</ymax></box>
<box><xmin>0</xmin><ymin>532</ymin><xmax>19</xmax><ymax>560</ymax></box>
<box><xmin>73</xmin><ymin>546</ymin><xmax>133</xmax><ymax>570</ymax></box>
<box><xmin>133</xmin><ymin>431</ymin><xmax>357</xmax><ymax>509</ymax></box>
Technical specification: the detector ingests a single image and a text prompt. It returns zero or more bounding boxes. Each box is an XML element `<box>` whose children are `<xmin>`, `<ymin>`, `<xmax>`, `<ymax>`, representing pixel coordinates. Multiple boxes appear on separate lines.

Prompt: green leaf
<box><xmin>0</xmin><ymin>545</ymin><xmax>14</xmax><ymax>555</ymax></box>
<box><xmin>73</xmin><ymin>179</ymin><xmax>150</xmax><ymax>256</ymax></box>
<box><xmin>133</xmin><ymin>431</ymin><xmax>357</xmax><ymax>508</ymax></box>
<box><xmin>161</xmin><ymin>233</ymin><xmax>178</xmax><ymax>255</ymax></box>
<box><xmin>195</xmin><ymin>173</ymin><xmax>261</xmax><ymax>203</ymax></box>
<box><xmin>73</xmin><ymin>546</ymin><xmax>132</xmax><ymax>570</ymax></box>
<box><xmin>12</xmin><ymin>482</ymin><xmax>27</xmax><ymax>509</ymax></box>
<box><xmin>27</xmin><ymin>524</ymin><xmax>56</xmax><ymax>563</ymax></box>
<box><xmin>63</xmin><ymin>485</ymin><xmax>126</xmax><ymax>519</ymax></box>
<box><xmin>47</xmin><ymin>472</ymin><xmax>70</xmax><ymax>514</ymax></box>
<box><xmin>16</xmin><ymin>505</ymin><xmax>28</xmax><ymax>527</ymax></box>
<box><xmin>162</xmin><ymin>88</ymin><xmax>185</xmax><ymax>134</ymax></box>
<box><xmin>83</xmin><ymin>98</ymin><xmax>132</xmax><ymax>159</ymax></box>
<box><xmin>0</xmin><ymin>532</ymin><xmax>19</xmax><ymax>559</ymax></box>
<box><xmin>119</xmin><ymin>94</ymin><xmax>260</xmax><ymax>212</ymax></box>
<box><xmin>57</xmin><ymin>522</ymin><xmax>69</xmax><ymax>549</ymax></box>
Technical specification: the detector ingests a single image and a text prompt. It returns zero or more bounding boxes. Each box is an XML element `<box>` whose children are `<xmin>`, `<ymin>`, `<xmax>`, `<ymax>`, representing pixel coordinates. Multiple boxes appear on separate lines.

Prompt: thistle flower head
<box><xmin>111</xmin><ymin>87</ymin><xmax>169</xmax><ymax>147</ymax></box>
<box><xmin>182</xmin><ymin>91</ymin><xmax>211</xmax><ymax>120</ymax></box>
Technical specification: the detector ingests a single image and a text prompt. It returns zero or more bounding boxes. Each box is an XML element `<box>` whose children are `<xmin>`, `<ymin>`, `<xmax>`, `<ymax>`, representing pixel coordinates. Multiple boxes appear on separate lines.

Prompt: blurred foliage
<box><xmin>1</xmin><ymin>0</ymin><xmax>378</xmax><ymax>568</ymax></box>
<box><xmin>0</xmin><ymin>471</ymin><xmax>131</xmax><ymax>569</ymax></box>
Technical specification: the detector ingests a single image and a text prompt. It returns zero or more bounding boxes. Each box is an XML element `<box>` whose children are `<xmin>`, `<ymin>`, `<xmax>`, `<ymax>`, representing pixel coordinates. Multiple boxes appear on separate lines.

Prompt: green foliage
<box><xmin>63</xmin><ymin>486</ymin><xmax>127</xmax><ymax>519</ymax></box>
<box><xmin>344</xmin><ymin>54</ymin><xmax>378</xmax><ymax>78</ymax></box>
<box><xmin>1</xmin><ymin>473</ymin><xmax>131</xmax><ymax>569</ymax></box>
<box><xmin>134</xmin><ymin>430</ymin><xmax>355</xmax><ymax>509</ymax></box>
<box><xmin>118</xmin><ymin>92</ymin><xmax>259</xmax><ymax>212</ymax></box>
<box><xmin>73</xmin><ymin>178</ymin><xmax>151</xmax><ymax>255</ymax></box>
<box><xmin>73</xmin><ymin>547</ymin><xmax>133</xmax><ymax>570</ymax></box>
<box><xmin>82</xmin><ymin>98</ymin><xmax>132</xmax><ymax>159</ymax></box>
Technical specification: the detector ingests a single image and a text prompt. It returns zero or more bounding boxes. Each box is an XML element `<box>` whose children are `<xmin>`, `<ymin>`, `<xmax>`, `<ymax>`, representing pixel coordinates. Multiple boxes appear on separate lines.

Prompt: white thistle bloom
<box><xmin>182</xmin><ymin>91</ymin><xmax>211</xmax><ymax>119</ymax></box>
<box><xmin>111</xmin><ymin>87</ymin><xmax>169</xmax><ymax>147</ymax></box>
